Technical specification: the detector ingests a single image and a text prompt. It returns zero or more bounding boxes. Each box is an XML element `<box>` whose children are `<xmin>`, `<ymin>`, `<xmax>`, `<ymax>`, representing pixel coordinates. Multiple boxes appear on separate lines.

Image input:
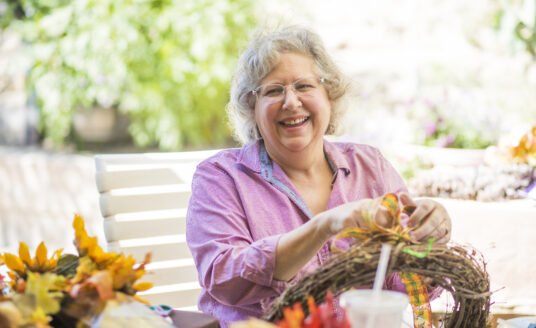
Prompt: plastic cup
<box><xmin>340</xmin><ymin>290</ymin><xmax>409</xmax><ymax>328</ymax></box>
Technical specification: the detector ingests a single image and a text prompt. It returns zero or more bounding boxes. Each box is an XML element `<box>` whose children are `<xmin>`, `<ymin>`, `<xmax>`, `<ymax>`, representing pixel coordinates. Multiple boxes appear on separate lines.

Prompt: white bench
<box><xmin>94</xmin><ymin>149</ymin><xmax>219</xmax><ymax>310</ymax></box>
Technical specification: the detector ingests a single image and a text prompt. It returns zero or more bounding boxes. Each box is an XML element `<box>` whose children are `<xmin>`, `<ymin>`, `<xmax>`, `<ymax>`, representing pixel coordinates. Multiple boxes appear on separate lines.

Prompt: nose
<box><xmin>282</xmin><ymin>86</ymin><xmax>302</xmax><ymax>110</ymax></box>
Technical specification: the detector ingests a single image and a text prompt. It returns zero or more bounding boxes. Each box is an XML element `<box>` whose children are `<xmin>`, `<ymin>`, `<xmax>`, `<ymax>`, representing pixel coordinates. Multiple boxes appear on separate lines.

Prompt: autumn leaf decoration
<box><xmin>70</xmin><ymin>214</ymin><xmax>153</xmax><ymax>304</ymax></box>
<box><xmin>508</xmin><ymin>125</ymin><xmax>536</xmax><ymax>166</ymax></box>
<box><xmin>0</xmin><ymin>214</ymin><xmax>154</xmax><ymax>328</ymax></box>
<box><xmin>276</xmin><ymin>290</ymin><xmax>350</xmax><ymax>328</ymax></box>
<box><xmin>232</xmin><ymin>289</ymin><xmax>350</xmax><ymax>328</ymax></box>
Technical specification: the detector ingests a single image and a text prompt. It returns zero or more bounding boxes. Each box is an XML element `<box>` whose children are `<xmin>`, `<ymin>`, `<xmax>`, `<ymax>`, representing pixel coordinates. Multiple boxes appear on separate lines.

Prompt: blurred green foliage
<box><xmin>1</xmin><ymin>0</ymin><xmax>257</xmax><ymax>150</ymax></box>
<box><xmin>493</xmin><ymin>0</ymin><xmax>536</xmax><ymax>59</ymax></box>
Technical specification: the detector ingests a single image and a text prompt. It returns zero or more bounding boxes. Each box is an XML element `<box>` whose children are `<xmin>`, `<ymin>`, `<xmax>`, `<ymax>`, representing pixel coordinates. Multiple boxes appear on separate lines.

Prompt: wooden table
<box><xmin>170</xmin><ymin>310</ymin><xmax>219</xmax><ymax>328</ymax></box>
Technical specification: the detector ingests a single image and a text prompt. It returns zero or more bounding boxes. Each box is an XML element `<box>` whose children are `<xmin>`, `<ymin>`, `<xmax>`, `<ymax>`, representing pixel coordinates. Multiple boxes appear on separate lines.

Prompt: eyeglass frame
<box><xmin>250</xmin><ymin>76</ymin><xmax>326</xmax><ymax>103</ymax></box>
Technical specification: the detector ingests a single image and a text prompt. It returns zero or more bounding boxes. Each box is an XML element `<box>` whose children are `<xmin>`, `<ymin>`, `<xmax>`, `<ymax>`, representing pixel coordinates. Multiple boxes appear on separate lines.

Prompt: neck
<box><xmin>264</xmin><ymin>139</ymin><xmax>327</xmax><ymax>179</ymax></box>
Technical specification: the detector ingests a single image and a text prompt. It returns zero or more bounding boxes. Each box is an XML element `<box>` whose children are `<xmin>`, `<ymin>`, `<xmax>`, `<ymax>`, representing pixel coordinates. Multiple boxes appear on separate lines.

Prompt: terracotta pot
<box><xmin>73</xmin><ymin>107</ymin><xmax>128</xmax><ymax>143</ymax></box>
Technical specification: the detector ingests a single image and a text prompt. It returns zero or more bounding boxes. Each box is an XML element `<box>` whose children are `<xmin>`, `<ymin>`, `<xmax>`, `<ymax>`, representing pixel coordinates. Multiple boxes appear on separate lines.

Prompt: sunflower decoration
<box><xmin>0</xmin><ymin>215</ymin><xmax>155</xmax><ymax>328</ymax></box>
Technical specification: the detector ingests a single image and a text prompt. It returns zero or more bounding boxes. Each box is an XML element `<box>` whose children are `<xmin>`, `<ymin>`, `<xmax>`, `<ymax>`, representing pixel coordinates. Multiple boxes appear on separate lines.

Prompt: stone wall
<box><xmin>0</xmin><ymin>146</ymin><xmax>105</xmax><ymax>254</ymax></box>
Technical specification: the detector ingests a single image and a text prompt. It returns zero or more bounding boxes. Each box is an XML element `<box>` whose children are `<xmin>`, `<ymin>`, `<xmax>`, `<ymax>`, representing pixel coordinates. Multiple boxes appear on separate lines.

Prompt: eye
<box><xmin>295</xmin><ymin>83</ymin><xmax>315</xmax><ymax>91</ymax></box>
<box><xmin>263</xmin><ymin>85</ymin><xmax>284</xmax><ymax>97</ymax></box>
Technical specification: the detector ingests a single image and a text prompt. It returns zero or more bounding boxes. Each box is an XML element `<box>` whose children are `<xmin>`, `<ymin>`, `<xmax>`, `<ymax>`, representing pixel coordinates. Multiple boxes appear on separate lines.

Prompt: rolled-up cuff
<box><xmin>241</xmin><ymin>234</ymin><xmax>282</xmax><ymax>287</ymax></box>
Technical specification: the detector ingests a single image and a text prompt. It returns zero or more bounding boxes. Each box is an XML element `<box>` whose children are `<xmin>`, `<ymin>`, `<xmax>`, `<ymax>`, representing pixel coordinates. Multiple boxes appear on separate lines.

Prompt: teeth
<box><xmin>283</xmin><ymin>117</ymin><xmax>307</xmax><ymax>125</ymax></box>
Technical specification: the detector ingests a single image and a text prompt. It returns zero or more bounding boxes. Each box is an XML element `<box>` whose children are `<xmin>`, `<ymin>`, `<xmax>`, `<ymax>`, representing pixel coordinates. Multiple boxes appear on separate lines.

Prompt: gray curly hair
<box><xmin>226</xmin><ymin>25</ymin><xmax>350</xmax><ymax>145</ymax></box>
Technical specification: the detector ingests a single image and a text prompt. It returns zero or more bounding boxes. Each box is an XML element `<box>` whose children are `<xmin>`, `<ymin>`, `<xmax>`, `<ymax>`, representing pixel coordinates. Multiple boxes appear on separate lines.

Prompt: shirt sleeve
<box><xmin>186</xmin><ymin>160</ymin><xmax>287</xmax><ymax>307</ymax></box>
<box><xmin>375</xmin><ymin>148</ymin><xmax>409</xmax><ymax>195</ymax></box>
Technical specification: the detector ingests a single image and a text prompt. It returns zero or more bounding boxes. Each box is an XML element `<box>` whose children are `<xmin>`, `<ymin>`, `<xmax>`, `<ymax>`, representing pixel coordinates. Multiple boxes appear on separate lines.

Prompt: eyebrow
<box><xmin>259</xmin><ymin>76</ymin><xmax>315</xmax><ymax>86</ymax></box>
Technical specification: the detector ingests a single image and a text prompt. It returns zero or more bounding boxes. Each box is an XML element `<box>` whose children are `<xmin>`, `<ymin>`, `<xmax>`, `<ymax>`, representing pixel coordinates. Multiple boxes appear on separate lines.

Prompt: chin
<box><xmin>280</xmin><ymin>138</ymin><xmax>314</xmax><ymax>152</ymax></box>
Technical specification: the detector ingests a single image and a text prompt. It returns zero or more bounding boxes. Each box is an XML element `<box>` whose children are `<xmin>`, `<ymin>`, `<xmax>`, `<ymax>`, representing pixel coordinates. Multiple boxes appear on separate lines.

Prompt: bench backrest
<box><xmin>94</xmin><ymin>149</ymin><xmax>219</xmax><ymax>310</ymax></box>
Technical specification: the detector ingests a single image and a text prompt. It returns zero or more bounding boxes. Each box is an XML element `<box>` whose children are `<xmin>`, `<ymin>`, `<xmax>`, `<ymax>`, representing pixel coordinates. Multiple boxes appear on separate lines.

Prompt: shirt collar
<box><xmin>236</xmin><ymin>141</ymin><xmax>262</xmax><ymax>173</ymax></box>
<box><xmin>323</xmin><ymin>139</ymin><xmax>352</xmax><ymax>177</ymax></box>
<box><xmin>236</xmin><ymin>139</ymin><xmax>351</xmax><ymax>177</ymax></box>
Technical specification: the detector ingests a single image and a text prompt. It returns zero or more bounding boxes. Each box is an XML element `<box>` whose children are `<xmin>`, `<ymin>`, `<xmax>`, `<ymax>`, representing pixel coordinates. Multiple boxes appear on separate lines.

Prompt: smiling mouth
<box><xmin>279</xmin><ymin>116</ymin><xmax>310</xmax><ymax>127</ymax></box>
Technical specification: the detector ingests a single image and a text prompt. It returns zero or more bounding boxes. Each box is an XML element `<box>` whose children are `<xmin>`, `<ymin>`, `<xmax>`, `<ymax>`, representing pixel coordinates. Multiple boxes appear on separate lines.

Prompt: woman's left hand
<box><xmin>399</xmin><ymin>193</ymin><xmax>451</xmax><ymax>244</ymax></box>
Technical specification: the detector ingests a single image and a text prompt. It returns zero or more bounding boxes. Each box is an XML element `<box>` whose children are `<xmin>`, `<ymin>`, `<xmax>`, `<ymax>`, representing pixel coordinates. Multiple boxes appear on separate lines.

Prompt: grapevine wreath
<box><xmin>263</xmin><ymin>194</ymin><xmax>491</xmax><ymax>328</ymax></box>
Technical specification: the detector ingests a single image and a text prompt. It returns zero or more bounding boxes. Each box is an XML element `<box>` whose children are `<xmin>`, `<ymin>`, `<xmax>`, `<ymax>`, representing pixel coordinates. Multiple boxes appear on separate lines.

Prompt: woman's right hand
<box><xmin>316</xmin><ymin>198</ymin><xmax>395</xmax><ymax>237</ymax></box>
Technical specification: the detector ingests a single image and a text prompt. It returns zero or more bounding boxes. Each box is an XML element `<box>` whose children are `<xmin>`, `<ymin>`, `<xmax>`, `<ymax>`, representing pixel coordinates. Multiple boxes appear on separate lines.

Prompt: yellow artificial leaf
<box><xmin>132</xmin><ymin>281</ymin><xmax>153</xmax><ymax>292</ymax></box>
<box><xmin>73</xmin><ymin>257</ymin><xmax>96</xmax><ymax>285</ymax></box>
<box><xmin>25</xmin><ymin>272</ymin><xmax>62</xmax><ymax>315</ymax></box>
<box><xmin>133</xmin><ymin>294</ymin><xmax>150</xmax><ymax>305</ymax></box>
<box><xmin>35</xmin><ymin>242</ymin><xmax>48</xmax><ymax>268</ymax></box>
<box><xmin>19</xmin><ymin>242</ymin><xmax>32</xmax><ymax>267</ymax></box>
<box><xmin>4</xmin><ymin>253</ymin><xmax>25</xmax><ymax>273</ymax></box>
<box><xmin>50</xmin><ymin>249</ymin><xmax>63</xmax><ymax>268</ymax></box>
<box><xmin>29</xmin><ymin>306</ymin><xmax>52</xmax><ymax>328</ymax></box>
<box><xmin>73</xmin><ymin>214</ymin><xmax>85</xmax><ymax>239</ymax></box>
<box><xmin>135</xmin><ymin>268</ymin><xmax>147</xmax><ymax>280</ymax></box>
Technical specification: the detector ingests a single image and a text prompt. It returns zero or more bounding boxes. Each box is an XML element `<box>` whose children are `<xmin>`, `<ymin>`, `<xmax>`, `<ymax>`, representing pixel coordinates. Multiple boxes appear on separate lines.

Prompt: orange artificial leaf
<box><xmin>15</xmin><ymin>279</ymin><xmax>26</xmax><ymax>293</ymax></box>
<box><xmin>19</xmin><ymin>242</ymin><xmax>32</xmax><ymax>267</ymax></box>
<box><xmin>87</xmin><ymin>271</ymin><xmax>114</xmax><ymax>301</ymax></box>
<box><xmin>307</xmin><ymin>296</ymin><xmax>316</xmax><ymax>314</ymax></box>
<box><xmin>132</xmin><ymin>281</ymin><xmax>153</xmax><ymax>292</ymax></box>
<box><xmin>4</xmin><ymin>253</ymin><xmax>25</xmax><ymax>273</ymax></box>
<box><xmin>279</xmin><ymin>303</ymin><xmax>304</xmax><ymax>328</ymax></box>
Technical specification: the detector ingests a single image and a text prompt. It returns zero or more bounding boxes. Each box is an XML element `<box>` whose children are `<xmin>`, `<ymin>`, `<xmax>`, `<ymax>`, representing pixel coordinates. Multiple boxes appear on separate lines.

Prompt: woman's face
<box><xmin>253</xmin><ymin>52</ymin><xmax>331</xmax><ymax>156</ymax></box>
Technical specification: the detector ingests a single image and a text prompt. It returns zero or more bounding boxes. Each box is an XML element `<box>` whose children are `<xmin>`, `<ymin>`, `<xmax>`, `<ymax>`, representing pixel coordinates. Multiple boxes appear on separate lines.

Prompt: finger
<box><xmin>399</xmin><ymin>192</ymin><xmax>418</xmax><ymax>215</ymax></box>
<box><xmin>411</xmin><ymin>217</ymin><xmax>449</xmax><ymax>242</ymax></box>
<box><xmin>374</xmin><ymin>206</ymin><xmax>393</xmax><ymax>228</ymax></box>
<box><xmin>407</xmin><ymin>201</ymin><xmax>435</xmax><ymax>228</ymax></box>
<box><xmin>399</xmin><ymin>192</ymin><xmax>416</xmax><ymax>207</ymax></box>
<box><xmin>435</xmin><ymin>223</ymin><xmax>451</xmax><ymax>244</ymax></box>
<box><xmin>435</xmin><ymin>234</ymin><xmax>450</xmax><ymax>244</ymax></box>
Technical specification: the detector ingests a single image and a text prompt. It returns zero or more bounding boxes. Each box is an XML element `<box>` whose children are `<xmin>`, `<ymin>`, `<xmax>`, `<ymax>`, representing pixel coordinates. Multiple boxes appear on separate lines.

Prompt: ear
<box><xmin>247</xmin><ymin>92</ymin><xmax>256</xmax><ymax>110</ymax></box>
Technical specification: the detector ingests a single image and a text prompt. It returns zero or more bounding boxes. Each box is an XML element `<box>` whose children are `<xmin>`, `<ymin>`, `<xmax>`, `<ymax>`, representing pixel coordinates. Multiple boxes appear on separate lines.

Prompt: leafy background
<box><xmin>1</xmin><ymin>0</ymin><xmax>535</xmax><ymax>151</ymax></box>
<box><xmin>1</xmin><ymin>0</ymin><xmax>257</xmax><ymax>150</ymax></box>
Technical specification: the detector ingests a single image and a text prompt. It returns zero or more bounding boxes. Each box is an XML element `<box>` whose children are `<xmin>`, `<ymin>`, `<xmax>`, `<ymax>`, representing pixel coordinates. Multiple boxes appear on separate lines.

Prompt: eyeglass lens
<box><xmin>254</xmin><ymin>77</ymin><xmax>322</xmax><ymax>101</ymax></box>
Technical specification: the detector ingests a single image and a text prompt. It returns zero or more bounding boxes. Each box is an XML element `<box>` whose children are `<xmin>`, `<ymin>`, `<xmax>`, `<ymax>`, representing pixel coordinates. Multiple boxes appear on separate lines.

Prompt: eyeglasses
<box><xmin>251</xmin><ymin>76</ymin><xmax>325</xmax><ymax>104</ymax></box>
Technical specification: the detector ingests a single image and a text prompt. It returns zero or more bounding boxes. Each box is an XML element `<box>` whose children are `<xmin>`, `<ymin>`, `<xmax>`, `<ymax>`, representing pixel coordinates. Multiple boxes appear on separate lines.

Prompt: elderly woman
<box><xmin>186</xmin><ymin>26</ymin><xmax>451</xmax><ymax>327</ymax></box>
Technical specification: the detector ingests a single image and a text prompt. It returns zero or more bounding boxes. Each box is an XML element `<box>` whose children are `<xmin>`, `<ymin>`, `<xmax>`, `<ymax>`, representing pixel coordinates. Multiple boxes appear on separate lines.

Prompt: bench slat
<box><xmin>99</xmin><ymin>188</ymin><xmax>191</xmax><ymax>217</ymax></box>
<box><xmin>104</xmin><ymin>215</ymin><xmax>187</xmax><ymax>241</ymax></box>
<box><xmin>106</xmin><ymin>239</ymin><xmax>192</xmax><ymax>263</ymax></box>
<box><xmin>96</xmin><ymin>168</ymin><xmax>191</xmax><ymax>192</ymax></box>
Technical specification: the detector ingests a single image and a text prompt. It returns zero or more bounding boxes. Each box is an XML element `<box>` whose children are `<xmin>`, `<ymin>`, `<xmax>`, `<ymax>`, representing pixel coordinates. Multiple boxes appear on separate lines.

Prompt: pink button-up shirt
<box><xmin>186</xmin><ymin>140</ymin><xmax>412</xmax><ymax>327</ymax></box>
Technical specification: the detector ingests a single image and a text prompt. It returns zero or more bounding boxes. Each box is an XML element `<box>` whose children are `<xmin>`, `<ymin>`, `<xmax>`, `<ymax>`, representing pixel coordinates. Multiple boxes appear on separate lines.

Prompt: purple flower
<box><xmin>436</xmin><ymin>134</ymin><xmax>456</xmax><ymax>147</ymax></box>
<box><xmin>423</xmin><ymin>120</ymin><xmax>437</xmax><ymax>138</ymax></box>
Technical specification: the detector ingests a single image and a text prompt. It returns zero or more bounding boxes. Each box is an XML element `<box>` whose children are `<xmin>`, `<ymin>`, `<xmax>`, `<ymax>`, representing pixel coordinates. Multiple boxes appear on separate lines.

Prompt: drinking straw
<box><xmin>365</xmin><ymin>243</ymin><xmax>393</xmax><ymax>328</ymax></box>
<box><xmin>373</xmin><ymin>243</ymin><xmax>392</xmax><ymax>295</ymax></box>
